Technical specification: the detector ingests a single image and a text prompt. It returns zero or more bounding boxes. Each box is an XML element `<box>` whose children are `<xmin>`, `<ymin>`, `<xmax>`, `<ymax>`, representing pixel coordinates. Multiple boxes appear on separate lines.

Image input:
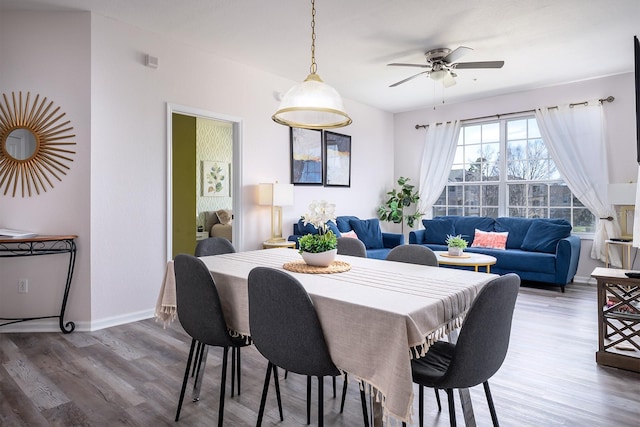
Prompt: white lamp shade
<box><xmin>272</xmin><ymin>73</ymin><xmax>352</xmax><ymax>130</ymax></box>
<box><xmin>258</xmin><ymin>183</ymin><xmax>294</xmax><ymax>206</ymax></box>
<box><xmin>608</xmin><ymin>183</ymin><xmax>637</xmax><ymax>205</ymax></box>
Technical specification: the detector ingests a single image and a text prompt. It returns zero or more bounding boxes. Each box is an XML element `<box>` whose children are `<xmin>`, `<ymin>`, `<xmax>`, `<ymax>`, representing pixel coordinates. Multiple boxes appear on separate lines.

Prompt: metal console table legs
<box><xmin>0</xmin><ymin>235</ymin><xmax>77</xmax><ymax>333</ymax></box>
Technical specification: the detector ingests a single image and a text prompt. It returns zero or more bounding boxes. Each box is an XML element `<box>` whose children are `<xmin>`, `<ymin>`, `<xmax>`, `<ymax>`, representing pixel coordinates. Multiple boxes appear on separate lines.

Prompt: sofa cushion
<box><xmin>494</xmin><ymin>217</ymin><xmax>533</xmax><ymax>249</ymax></box>
<box><xmin>471</xmin><ymin>229</ymin><xmax>508</xmax><ymax>250</ymax></box>
<box><xmin>422</xmin><ymin>218</ymin><xmax>455</xmax><ymax>245</ymax></box>
<box><xmin>521</xmin><ymin>220</ymin><xmax>571</xmax><ymax>253</ymax></box>
<box><xmin>336</xmin><ymin>216</ymin><xmax>360</xmax><ymax>232</ymax></box>
<box><xmin>349</xmin><ymin>218</ymin><xmax>384</xmax><ymax>249</ymax></box>
<box><xmin>341</xmin><ymin>230</ymin><xmax>359</xmax><ymax>239</ymax></box>
<box><xmin>444</xmin><ymin>216</ymin><xmax>495</xmax><ymax>244</ymax></box>
<box><xmin>216</xmin><ymin>209</ymin><xmax>232</xmax><ymax>225</ymax></box>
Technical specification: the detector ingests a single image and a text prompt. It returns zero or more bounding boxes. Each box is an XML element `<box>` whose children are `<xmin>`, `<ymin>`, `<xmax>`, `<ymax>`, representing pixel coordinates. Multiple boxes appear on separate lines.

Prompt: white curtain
<box><xmin>418</xmin><ymin>121</ymin><xmax>461</xmax><ymax>219</ymax></box>
<box><xmin>634</xmin><ymin>166</ymin><xmax>640</xmax><ymax>249</ymax></box>
<box><xmin>535</xmin><ymin>101</ymin><xmax>621</xmax><ymax>267</ymax></box>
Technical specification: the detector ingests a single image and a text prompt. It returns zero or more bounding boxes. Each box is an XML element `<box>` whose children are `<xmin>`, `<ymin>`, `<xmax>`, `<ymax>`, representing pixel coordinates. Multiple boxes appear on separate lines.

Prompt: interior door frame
<box><xmin>166</xmin><ymin>103</ymin><xmax>244</xmax><ymax>260</ymax></box>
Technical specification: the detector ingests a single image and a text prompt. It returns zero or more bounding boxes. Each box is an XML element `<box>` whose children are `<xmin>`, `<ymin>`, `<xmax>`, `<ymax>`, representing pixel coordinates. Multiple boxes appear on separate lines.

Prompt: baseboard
<box><xmin>0</xmin><ymin>309</ymin><xmax>155</xmax><ymax>333</ymax></box>
<box><xmin>573</xmin><ymin>274</ymin><xmax>596</xmax><ymax>285</ymax></box>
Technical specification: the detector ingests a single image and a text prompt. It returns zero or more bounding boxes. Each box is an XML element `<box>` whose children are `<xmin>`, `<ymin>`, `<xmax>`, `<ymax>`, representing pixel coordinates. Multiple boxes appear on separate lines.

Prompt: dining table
<box><xmin>158</xmin><ymin>248</ymin><xmax>497</xmax><ymax>425</ymax></box>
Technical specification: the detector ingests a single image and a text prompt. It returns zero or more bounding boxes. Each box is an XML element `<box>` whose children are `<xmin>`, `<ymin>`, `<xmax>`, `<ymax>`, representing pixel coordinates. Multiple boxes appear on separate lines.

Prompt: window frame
<box><xmin>432</xmin><ymin>115</ymin><xmax>594</xmax><ymax>237</ymax></box>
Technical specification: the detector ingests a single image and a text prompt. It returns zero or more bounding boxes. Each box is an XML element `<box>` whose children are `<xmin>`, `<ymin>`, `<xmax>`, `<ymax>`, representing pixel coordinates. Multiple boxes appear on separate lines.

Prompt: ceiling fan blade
<box><xmin>387</xmin><ymin>63</ymin><xmax>431</xmax><ymax>68</ymax></box>
<box><xmin>389</xmin><ymin>71</ymin><xmax>429</xmax><ymax>87</ymax></box>
<box><xmin>442</xmin><ymin>46</ymin><xmax>473</xmax><ymax>64</ymax></box>
<box><xmin>442</xmin><ymin>72</ymin><xmax>457</xmax><ymax>88</ymax></box>
<box><xmin>453</xmin><ymin>61</ymin><xmax>505</xmax><ymax>69</ymax></box>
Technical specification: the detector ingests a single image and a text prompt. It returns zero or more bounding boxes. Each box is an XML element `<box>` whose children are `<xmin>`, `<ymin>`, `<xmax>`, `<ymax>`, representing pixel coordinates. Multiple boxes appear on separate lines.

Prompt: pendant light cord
<box><xmin>310</xmin><ymin>0</ymin><xmax>317</xmax><ymax>75</ymax></box>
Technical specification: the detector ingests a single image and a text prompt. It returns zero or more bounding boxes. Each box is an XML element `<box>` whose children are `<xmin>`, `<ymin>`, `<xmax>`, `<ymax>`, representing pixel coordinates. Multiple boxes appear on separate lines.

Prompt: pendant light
<box><xmin>272</xmin><ymin>0</ymin><xmax>352</xmax><ymax>130</ymax></box>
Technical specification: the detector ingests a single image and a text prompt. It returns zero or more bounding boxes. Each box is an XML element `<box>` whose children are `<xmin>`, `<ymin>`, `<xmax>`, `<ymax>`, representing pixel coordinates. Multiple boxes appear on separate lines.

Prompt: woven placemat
<box><xmin>283</xmin><ymin>260</ymin><xmax>351</xmax><ymax>274</ymax></box>
<box><xmin>440</xmin><ymin>253</ymin><xmax>471</xmax><ymax>259</ymax></box>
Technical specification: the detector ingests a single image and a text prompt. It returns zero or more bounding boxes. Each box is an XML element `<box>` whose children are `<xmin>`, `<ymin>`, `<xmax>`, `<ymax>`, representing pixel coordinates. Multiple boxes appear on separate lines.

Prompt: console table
<box><xmin>0</xmin><ymin>235</ymin><xmax>77</xmax><ymax>333</ymax></box>
<box><xmin>591</xmin><ymin>267</ymin><xmax>640</xmax><ymax>372</ymax></box>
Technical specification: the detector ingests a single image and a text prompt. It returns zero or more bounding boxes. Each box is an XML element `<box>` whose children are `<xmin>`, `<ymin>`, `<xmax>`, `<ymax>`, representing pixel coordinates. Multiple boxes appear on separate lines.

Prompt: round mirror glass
<box><xmin>4</xmin><ymin>128</ymin><xmax>38</xmax><ymax>160</ymax></box>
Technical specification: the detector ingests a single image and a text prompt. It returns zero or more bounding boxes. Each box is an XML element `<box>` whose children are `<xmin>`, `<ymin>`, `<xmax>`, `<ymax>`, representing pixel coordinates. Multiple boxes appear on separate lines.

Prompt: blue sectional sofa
<box><xmin>288</xmin><ymin>215</ymin><xmax>404</xmax><ymax>259</ymax></box>
<box><xmin>409</xmin><ymin>216</ymin><xmax>581</xmax><ymax>291</ymax></box>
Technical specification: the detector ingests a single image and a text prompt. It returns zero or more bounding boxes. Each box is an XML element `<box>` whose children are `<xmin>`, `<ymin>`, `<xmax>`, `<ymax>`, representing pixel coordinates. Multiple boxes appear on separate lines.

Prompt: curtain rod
<box><xmin>414</xmin><ymin>96</ymin><xmax>615</xmax><ymax>129</ymax></box>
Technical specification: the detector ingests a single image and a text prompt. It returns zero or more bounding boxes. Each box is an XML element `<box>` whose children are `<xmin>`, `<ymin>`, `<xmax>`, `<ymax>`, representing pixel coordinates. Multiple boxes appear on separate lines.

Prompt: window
<box><xmin>433</xmin><ymin>117</ymin><xmax>595</xmax><ymax>233</ymax></box>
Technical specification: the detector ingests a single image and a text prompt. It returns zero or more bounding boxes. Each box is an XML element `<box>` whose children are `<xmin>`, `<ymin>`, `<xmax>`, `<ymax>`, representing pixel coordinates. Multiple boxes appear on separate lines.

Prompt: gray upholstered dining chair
<box><xmin>386</xmin><ymin>244</ymin><xmax>438</xmax><ymax>266</ymax></box>
<box><xmin>337</xmin><ymin>237</ymin><xmax>368</xmax><ymax>257</ymax></box>
<box><xmin>248</xmin><ymin>267</ymin><xmax>369</xmax><ymax>427</ymax></box>
<box><xmin>173</xmin><ymin>254</ymin><xmax>250</xmax><ymax>426</ymax></box>
<box><xmin>192</xmin><ymin>236</ymin><xmax>240</xmax><ymax>399</ymax></box>
<box><xmin>195</xmin><ymin>236</ymin><xmax>236</xmax><ymax>257</ymax></box>
<box><xmin>407</xmin><ymin>273</ymin><xmax>520</xmax><ymax>427</ymax></box>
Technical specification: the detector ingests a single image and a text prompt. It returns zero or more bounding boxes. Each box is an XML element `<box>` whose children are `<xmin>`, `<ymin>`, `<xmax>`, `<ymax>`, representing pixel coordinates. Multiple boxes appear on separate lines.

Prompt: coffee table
<box><xmin>435</xmin><ymin>251</ymin><xmax>497</xmax><ymax>273</ymax></box>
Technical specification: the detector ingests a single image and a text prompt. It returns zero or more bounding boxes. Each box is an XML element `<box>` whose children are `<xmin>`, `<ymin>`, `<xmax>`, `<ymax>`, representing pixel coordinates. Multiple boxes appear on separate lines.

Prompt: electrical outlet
<box><xmin>18</xmin><ymin>279</ymin><xmax>28</xmax><ymax>293</ymax></box>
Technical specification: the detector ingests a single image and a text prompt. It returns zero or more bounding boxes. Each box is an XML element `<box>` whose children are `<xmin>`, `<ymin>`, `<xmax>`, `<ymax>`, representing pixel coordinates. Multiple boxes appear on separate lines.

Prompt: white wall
<box><xmin>0</xmin><ymin>11</ymin><xmax>92</xmax><ymax>328</ymax></box>
<box><xmin>0</xmin><ymin>11</ymin><xmax>394</xmax><ymax>331</ymax></box>
<box><xmin>393</xmin><ymin>73</ymin><xmax>639</xmax><ymax>281</ymax></box>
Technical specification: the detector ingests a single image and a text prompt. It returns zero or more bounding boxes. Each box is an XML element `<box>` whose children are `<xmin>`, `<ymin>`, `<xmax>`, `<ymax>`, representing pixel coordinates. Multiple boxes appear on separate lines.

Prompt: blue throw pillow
<box><xmin>326</xmin><ymin>220</ymin><xmax>341</xmax><ymax>237</ymax></box>
<box><xmin>520</xmin><ymin>220</ymin><xmax>571</xmax><ymax>253</ymax></box>
<box><xmin>422</xmin><ymin>218</ymin><xmax>454</xmax><ymax>244</ymax></box>
<box><xmin>495</xmin><ymin>217</ymin><xmax>533</xmax><ymax>249</ymax></box>
<box><xmin>349</xmin><ymin>218</ymin><xmax>384</xmax><ymax>249</ymax></box>
<box><xmin>336</xmin><ymin>215</ymin><xmax>359</xmax><ymax>232</ymax></box>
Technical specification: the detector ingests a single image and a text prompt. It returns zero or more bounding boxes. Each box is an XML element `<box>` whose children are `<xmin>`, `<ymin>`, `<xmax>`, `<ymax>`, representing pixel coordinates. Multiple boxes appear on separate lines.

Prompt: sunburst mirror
<box><xmin>0</xmin><ymin>91</ymin><xmax>76</xmax><ymax>197</ymax></box>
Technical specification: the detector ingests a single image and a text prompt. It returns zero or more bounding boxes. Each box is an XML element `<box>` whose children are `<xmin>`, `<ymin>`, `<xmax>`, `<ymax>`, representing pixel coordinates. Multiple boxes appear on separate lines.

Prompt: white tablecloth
<box><xmin>189</xmin><ymin>248</ymin><xmax>497</xmax><ymax>423</ymax></box>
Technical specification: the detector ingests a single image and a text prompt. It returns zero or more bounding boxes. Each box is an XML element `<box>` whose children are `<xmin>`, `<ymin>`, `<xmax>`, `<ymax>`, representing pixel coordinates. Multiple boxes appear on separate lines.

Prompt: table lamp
<box><xmin>608</xmin><ymin>182</ymin><xmax>637</xmax><ymax>240</ymax></box>
<box><xmin>258</xmin><ymin>182</ymin><xmax>294</xmax><ymax>243</ymax></box>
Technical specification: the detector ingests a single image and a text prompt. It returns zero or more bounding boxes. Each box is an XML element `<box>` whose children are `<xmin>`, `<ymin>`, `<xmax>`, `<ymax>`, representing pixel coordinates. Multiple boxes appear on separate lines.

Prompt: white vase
<box><xmin>301</xmin><ymin>249</ymin><xmax>337</xmax><ymax>267</ymax></box>
<box><xmin>448</xmin><ymin>247</ymin><xmax>463</xmax><ymax>256</ymax></box>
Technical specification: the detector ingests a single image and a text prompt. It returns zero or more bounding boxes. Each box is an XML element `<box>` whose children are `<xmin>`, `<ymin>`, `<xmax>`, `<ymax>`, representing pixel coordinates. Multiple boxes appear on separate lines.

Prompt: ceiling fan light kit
<box><xmin>272</xmin><ymin>0</ymin><xmax>351</xmax><ymax>130</ymax></box>
<box><xmin>388</xmin><ymin>46</ymin><xmax>504</xmax><ymax>88</ymax></box>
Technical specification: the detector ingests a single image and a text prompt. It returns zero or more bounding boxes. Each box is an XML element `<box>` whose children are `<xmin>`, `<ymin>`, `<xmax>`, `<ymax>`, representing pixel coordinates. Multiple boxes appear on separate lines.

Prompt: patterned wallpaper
<box><xmin>196</xmin><ymin>117</ymin><xmax>233</xmax><ymax>227</ymax></box>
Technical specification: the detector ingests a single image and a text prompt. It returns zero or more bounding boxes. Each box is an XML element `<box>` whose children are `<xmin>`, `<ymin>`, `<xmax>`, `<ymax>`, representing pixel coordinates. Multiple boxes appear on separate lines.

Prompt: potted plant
<box><xmin>377</xmin><ymin>176</ymin><xmax>424</xmax><ymax>234</ymax></box>
<box><xmin>445</xmin><ymin>234</ymin><xmax>468</xmax><ymax>256</ymax></box>
<box><xmin>298</xmin><ymin>200</ymin><xmax>338</xmax><ymax>267</ymax></box>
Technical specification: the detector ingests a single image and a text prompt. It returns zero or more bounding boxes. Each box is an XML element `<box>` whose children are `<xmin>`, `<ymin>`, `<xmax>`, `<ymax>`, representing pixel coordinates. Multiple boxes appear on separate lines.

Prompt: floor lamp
<box><xmin>258</xmin><ymin>183</ymin><xmax>294</xmax><ymax>243</ymax></box>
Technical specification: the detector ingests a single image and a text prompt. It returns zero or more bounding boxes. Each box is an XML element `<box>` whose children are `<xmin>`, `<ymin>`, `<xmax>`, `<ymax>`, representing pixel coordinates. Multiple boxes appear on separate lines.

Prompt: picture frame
<box><xmin>324</xmin><ymin>131</ymin><xmax>351</xmax><ymax>187</ymax></box>
<box><xmin>202</xmin><ymin>160</ymin><xmax>230</xmax><ymax>196</ymax></box>
<box><xmin>290</xmin><ymin>127</ymin><xmax>323</xmax><ymax>185</ymax></box>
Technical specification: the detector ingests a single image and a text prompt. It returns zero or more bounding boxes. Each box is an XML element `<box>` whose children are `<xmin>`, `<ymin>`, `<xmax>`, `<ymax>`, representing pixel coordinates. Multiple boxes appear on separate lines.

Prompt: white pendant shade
<box><xmin>272</xmin><ymin>73</ymin><xmax>352</xmax><ymax>130</ymax></box>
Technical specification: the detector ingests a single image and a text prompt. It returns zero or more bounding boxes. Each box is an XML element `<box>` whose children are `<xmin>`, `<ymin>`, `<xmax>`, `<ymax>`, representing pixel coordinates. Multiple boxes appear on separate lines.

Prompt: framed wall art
<box><xmin>323</xmin><ymin>131</ymin><xmax>351</xmax><ymax>187</ymax></box>
<box><xmin>202</xmin><ymin>160</ymin><xmax>230</xmax><ymax>196</ymax></box>
<box><xmin>290</xmin><ymin>127</ymin><xmax>323</xmax><ymax>185</ymax></box>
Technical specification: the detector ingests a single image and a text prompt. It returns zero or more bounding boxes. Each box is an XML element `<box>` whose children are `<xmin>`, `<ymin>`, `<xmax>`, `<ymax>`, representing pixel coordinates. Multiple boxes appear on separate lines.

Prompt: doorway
<box><xmin>166</xmin><ymin>104</ymin><xmax>243</xmax><ymax>260</ymax></box>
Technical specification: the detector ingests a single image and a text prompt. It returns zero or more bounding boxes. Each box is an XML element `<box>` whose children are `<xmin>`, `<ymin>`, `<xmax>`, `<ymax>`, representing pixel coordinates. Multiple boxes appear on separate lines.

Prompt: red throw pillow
<box><xmin>471</xmin><ymin>229</ymin><xmax>508</xmax><ymax>250</ymax></box>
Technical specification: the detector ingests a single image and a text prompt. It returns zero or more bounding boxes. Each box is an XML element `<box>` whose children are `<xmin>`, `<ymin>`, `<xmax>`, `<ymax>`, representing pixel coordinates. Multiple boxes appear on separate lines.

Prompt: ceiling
<box><xmin>1</xmin><ymin>0</ymin><xmax>639</xmax><ymax>113</ymax></box>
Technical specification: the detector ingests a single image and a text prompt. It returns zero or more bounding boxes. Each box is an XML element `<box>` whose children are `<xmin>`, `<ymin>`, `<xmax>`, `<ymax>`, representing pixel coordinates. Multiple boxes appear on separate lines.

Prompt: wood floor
<box><xmin>1</xmin><ymin>281</ymin><xmax>639</xmax><ymax>426</ymax></box>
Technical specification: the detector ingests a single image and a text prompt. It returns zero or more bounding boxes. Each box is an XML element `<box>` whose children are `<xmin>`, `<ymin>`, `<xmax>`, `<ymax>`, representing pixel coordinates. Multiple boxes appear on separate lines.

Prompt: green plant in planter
<box><xmin>298</xmin><ymin>231</ymin><xmax>337</xmax><ymax>254</ymax></box>
<box><xmin>445</xmin><ymin>234</ymin><xmax>468</xmax><ymax>249</ymax></box>
<box><xmin>377</xmin><ymin>176</ymin><xmax>424</xmax><ymax>230</ymax></box>
<box><xmin>298</xmin><ymin>200</ymin><xmax>338</xmax><ymax>254</ymax></box>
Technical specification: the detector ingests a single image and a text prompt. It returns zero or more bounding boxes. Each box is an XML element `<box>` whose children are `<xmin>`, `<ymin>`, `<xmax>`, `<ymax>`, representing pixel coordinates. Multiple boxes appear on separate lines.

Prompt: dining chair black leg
<box><xmin>446</xmin><ymin>388</ymin><xmax>457</xmax><ymax>427</ymax></box>
<box><xmin>360</xmin><ymin>384</ymin><xmax>370</xmax><ymax>427</ymax></box>
<box><xmin>339</xmin><ymin>375</ymin><xmax>348</xmax><ymax>413</ymax></box>
<box><xmin>218</xmin><ymin>347</ymin><xmax>229</xmax><ymax>427</ymax></box>
<box><xmin>256</xmin><ymin>362</ymin><xmax>272</xmax><ymax>427</ymax></box>
<box><xmin>434</xmin><ymin>387</ymin><xmax>442</xmax><ymax>411</ymax></box>
<box><xmin>273</xmin><ymin>366</ymin><xmax>284</xmax><ymax>421</ymax></box>
<box><xmin>175</xmin><ymin>339</ymin><xmax>196</xmax><ymax>421</ymax></box>
<box><xmin>419</xmin><ymin>385</ymin><xmax>424</xmax><ymax>427</ymax></box>
<box><xmin>192</xmin><ymin>343</ymin><xmax>207</xmax><ymax>397</ymax></box>
<box><xmin>483</xmin><ymin>381</ymin><xmax>499</xmax><ymax>427</ymax></box>
<box><xmin>333</xmin><ymin>376</ymin><xmax>336</xmax><ymax>398</ymax></box>
<box><xmin>231</xmin><ymin>346</ymin><xmax>236</xmax><ymax>397</ymax></box>
<box><xmin>318</xmin><ymin>376</ymin><xmax>324</xmax><ymax>427</ymax></box>
<box><xmin>191</xmin><ymin>340</ymin><xmax>202</xmax><ymax>377</ymax></box>
<box><xmin>236</xmin><ymin>346</ymin><xmax>242</xmax><ymax>396</ymax></box>
<box><xmin>307</xmin><ymin>376</ymin><xmax>312</xmax><ymax>425</ymax></box>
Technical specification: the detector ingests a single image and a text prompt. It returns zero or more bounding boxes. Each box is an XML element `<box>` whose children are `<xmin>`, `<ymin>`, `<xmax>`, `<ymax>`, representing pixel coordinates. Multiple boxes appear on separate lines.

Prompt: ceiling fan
<box><xmin>388</xmin><ymin>46</ymin><xmax>504</xmax><ymax>88</ymax></box>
